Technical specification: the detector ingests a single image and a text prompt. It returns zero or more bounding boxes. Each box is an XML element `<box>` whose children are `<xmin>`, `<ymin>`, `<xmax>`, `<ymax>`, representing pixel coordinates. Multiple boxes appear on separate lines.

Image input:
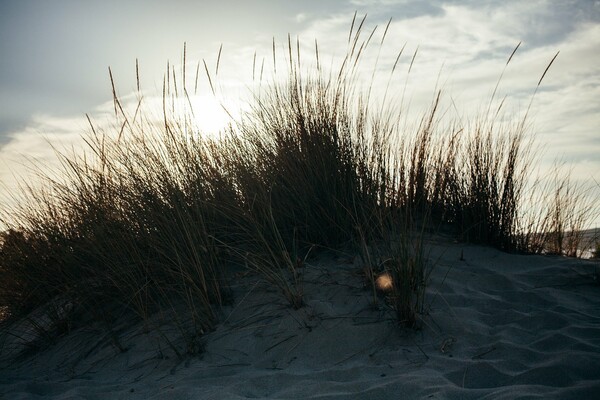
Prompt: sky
<box><xmin>0</xmin><ymin>0</ymin><xmax>599</xmax><ymax>227</ymax></box>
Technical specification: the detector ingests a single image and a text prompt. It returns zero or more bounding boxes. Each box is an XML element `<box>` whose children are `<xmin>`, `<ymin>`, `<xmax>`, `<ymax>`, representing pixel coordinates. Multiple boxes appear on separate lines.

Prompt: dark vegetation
<box><xmin>0</xmin><ymin>16</ymin><xmax>595</xmax><ymax>358</ymax></box>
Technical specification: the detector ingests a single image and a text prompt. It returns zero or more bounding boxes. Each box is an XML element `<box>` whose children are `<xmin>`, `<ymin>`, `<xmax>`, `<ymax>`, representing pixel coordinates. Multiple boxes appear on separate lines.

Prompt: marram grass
<box><xmin>0</xmin><ymin>16</ymin><xmax>595</xmax><ymax>358</ymax></box>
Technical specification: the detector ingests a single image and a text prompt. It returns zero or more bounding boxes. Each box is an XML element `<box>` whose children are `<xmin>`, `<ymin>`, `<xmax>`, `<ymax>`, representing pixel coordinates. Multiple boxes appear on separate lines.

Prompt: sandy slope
<box><xmin>1</xmin><ymin>239</ymin><xmax>599</xmax><ymax>399</ymax></box>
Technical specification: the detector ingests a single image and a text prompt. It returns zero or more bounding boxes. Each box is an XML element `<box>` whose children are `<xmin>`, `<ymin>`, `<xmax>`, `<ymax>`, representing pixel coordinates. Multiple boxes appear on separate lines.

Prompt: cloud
<box><xmin>0</xmin><ymin>113</ymin><xmax>90</xmax><ymax>224</ymax></box>
<box><xmin>295</xmin><ymin>13</ymin><xmax>308</xmax><ymax>23</ymax></box>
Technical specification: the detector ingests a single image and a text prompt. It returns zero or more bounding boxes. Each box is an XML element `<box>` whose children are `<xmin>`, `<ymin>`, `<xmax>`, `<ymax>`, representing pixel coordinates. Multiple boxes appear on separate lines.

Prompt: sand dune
<box><xmin>1</xmin><ymin>238</ymin><xmax>599</xmax><ymax>399</ymax></box>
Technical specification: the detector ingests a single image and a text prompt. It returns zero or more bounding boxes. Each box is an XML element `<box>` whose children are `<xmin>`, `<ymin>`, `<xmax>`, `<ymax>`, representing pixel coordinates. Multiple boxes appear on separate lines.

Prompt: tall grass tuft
<box><xmin>0</xmin><ymin>16</ymin><xmax>596</xmax><ymax>358</ymax></box>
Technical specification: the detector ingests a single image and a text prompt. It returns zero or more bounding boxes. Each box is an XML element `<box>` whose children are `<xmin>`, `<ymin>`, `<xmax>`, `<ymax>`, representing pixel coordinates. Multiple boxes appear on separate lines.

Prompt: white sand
<box><xmin>1</xmin><ymin>238</ymin><xmax>600</xmax><ymax>399</ymax></box>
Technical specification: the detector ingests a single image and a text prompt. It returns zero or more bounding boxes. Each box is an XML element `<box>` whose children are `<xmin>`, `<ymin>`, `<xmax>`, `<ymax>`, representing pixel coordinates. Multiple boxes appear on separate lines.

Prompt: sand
<box><xmin>1</xmin><ymin>238</ymin><xmax>599</xmax><ymax>399</ymax></box>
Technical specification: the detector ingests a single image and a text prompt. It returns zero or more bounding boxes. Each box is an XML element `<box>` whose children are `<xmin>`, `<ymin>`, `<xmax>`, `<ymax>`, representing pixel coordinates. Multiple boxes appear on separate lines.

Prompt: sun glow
<box><xmin>138</xmin><ymin>92</ymin><xmax>242</xmax><ymax>139</ymax></box>
<box><xmin>187</xmin><ymin>94</ymin><xmax>236</xmax><ymax>135</ymax></box>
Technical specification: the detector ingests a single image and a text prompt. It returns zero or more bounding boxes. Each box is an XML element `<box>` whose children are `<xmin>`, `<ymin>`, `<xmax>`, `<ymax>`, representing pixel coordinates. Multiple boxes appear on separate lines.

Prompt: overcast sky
<box><xmin>1</xmin><ymin>0</ymin><xmax>599</xmax><ymax>226</ymax></box>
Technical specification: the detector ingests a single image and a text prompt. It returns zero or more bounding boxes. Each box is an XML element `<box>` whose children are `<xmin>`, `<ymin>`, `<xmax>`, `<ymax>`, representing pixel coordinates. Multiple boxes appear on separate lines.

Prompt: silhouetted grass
<box><xmin>0</xmin><ymin>16</ymin><xmax>595</xmax><ymax>359</ymax></box>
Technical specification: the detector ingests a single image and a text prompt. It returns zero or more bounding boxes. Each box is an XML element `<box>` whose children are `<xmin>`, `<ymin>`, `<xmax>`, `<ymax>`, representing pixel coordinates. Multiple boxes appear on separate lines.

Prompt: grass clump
<box><xmin>0</xmin><ymin>120</ymin><xmax>233</xmax><ymax>356</ymax></box>
<box><xmin>357</xmin><ymin>209</ymin><xmax>430</xmax><ymax>328</ymax></box>
<box><xmin>0</xmin><ymin>15</ymin><xmax>596</xmax><ymax>359</ymax></box>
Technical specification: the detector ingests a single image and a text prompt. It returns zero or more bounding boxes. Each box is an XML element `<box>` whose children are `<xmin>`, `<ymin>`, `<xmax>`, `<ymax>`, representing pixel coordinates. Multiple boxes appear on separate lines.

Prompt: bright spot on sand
<box><xmin>376</xmin><ymin>272</ymin><xmax>393</xmax><ymax>292</ymax></box>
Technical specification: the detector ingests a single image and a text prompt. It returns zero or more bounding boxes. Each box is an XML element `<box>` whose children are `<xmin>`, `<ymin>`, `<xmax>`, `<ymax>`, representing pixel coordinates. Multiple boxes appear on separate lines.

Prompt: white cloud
<box><xmin>295</xmin><ymin>13</ymin><xmax>308</xmax><ymax>23</ymax></box>
<box><xmin>0</xmin><ymin>113</ymin><xmax>91</xmax><ymax>225</ymax></box>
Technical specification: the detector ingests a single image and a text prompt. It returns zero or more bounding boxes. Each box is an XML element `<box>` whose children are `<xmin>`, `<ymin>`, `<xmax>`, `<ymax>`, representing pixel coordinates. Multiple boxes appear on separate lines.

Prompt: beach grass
<box><xmin>0</xmin><ymin>16</ymin><xmax>596</xmax><ymax>358</ymax></box>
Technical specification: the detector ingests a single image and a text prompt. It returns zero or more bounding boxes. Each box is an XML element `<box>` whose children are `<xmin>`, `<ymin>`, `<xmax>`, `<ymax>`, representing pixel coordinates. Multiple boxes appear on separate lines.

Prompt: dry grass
<box><xmin>0</xmin><ymin>16</ymin><xmax>595</xmax><ymax>358</ymax></box>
